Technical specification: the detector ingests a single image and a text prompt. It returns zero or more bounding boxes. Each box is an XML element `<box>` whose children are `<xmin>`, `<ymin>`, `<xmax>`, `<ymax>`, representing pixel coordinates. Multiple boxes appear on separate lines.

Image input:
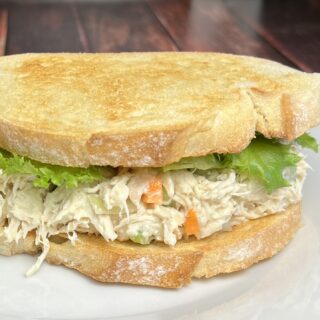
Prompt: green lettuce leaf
<box><xmin>230</xmin><ymin>137</ymin><xmax>301</xmax><ymax>192</ymax></box>
<box><xmin>163</xmin><ymin>134</ymin><xmax>318</xmax><ymax>193</ymax></box>
<box><xmin>0</xmin><ymin>151</ymin><xmax>104</xmax><ymax>189</ymax></box>
<box><xmin>296</xmin><ymin>133</ymin><xmax>319</xmax><ymax>152</ymax></box>
<box><xmin>163</xmin><ymin>154</ymin><xmax>228</xmax><ymax>172</ymax></box>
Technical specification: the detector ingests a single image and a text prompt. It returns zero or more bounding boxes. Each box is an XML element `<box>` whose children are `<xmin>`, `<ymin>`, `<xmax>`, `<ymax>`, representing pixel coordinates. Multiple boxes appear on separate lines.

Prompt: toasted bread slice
<box><xmin>0</xmin><ymin>53</ymin><xmax>319</xmax><ymax>167</ymax></box>
<box><xmin>0</xmin><ymin>203</ymin><xmax>301</xmax><ymax>288</ymax></box>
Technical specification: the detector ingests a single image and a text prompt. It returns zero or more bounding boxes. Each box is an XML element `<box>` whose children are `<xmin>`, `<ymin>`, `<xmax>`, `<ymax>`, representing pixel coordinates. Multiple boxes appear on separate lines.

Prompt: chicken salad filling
<box><xmin>0</xmin><ymin>159</ymin><xmax>306</xmax><ymax>275</ymax></box>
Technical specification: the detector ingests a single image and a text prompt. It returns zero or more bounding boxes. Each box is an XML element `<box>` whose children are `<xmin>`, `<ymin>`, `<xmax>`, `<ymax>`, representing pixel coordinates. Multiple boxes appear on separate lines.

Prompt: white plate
<box><xmin>0</xmin><ymin>128</ymin><xmax>319</xmax><ymax>320</ymax></box>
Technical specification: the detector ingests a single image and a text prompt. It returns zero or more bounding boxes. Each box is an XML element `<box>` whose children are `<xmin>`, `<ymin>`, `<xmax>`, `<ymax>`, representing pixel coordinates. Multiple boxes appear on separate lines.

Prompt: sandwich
<box><xmin>0</xmin><ymin>52</ymin><xmax>319</xmax><ymax>288</ymax></box>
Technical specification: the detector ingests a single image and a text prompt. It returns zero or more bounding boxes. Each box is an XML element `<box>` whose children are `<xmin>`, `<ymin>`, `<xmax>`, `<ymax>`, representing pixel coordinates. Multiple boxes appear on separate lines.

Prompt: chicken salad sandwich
<box><xmin>0</xmin><ymin>52</ymin><xmax>319</xmax><ymax>288</ymax></box>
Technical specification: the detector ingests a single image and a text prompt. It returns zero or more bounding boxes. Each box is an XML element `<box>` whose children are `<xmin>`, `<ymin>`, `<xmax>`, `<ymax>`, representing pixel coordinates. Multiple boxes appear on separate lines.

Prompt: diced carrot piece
<box><xmin>184</xmin><ymin>208</ymin><xmax>200</xmax><ymax>236</ymax></box>
<box><xmin>141</xmin><ymin>177</ymin><xmax>163</xmax><ymax>204</ymax></box>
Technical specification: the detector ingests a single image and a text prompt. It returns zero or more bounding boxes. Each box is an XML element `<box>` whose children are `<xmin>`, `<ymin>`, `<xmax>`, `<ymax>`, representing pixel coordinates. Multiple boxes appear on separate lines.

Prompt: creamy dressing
<box><xmin>0</xmin><ymin>160</ymin><xmax>306</xmax><ymax>275</ymax></box>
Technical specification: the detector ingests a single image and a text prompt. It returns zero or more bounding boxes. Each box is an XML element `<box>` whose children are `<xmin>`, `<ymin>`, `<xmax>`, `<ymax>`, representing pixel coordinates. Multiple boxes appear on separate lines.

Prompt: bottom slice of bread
<box><xmin>0</xmin><ymin>202</ymin><xmax>301</xmax><ymax>288</ymax></box>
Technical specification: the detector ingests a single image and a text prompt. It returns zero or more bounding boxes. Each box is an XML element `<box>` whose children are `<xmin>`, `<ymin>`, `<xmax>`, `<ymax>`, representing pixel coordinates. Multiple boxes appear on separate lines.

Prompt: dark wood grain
<box><xmin>71</xmin><ymin>4</ymin><xmax>90</xmax><ymax>52</ymax></box>
<box><xmin>147</xmin><ymin>0</ymin><xmax>292</xmax><ymax>65</ymax></box>
<box><xmin>225</xmin><ymin>0</ymin><xmax>320</xmax><ymax>71</ymax></box>
<box><xmin>0</xmin><ymin>9</ymin><xmax>7</xmax><ymax>56</ymax></box>
<box><xmin>2</xmin><ymin>0</ymin><xmax>318</xmax><ymax>72</ymax></box>
<box><xmin>6</xmin><ymin>3</ymin><xmax>86</xmax><ymax>53</ymax></box>
<box><xmin>75</xmin><ymin>1</ymin><xmax>177</xmax><ymax>52</ymax></box>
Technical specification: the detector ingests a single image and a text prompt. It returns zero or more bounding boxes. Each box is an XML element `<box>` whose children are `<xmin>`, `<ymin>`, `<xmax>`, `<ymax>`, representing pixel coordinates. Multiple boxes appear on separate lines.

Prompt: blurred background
<box><xmin>0</xmin><ymin>0</ymin><xmax>319</xmax><ymax>71</ymax></box>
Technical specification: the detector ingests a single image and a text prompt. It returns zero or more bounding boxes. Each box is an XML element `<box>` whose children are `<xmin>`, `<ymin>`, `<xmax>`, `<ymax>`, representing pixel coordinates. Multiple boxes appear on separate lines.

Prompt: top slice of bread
<box><xmin>0</xmin><ymin>52</ymin><xmax>319</xmax><ymax>167</ymax></box>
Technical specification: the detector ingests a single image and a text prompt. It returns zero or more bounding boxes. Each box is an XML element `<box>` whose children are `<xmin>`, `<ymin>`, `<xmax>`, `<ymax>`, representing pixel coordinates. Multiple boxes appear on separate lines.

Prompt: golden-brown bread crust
<box><xmin>0</xmin><ymin>53</ymin><xmax>319</xmax><ymax>167</ymax></box>
<box><xmin>0</xmin><ymin>203</ymin><xmax>301</xmax><ymax>288</ymax></box>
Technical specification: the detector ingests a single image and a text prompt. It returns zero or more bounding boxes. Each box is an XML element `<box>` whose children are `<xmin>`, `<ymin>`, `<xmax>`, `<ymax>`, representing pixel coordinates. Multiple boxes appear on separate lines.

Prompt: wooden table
<box><xmin>0</xmin><ymin>0</ymin><xmax>319</xmax><ymax>71</ymax></box>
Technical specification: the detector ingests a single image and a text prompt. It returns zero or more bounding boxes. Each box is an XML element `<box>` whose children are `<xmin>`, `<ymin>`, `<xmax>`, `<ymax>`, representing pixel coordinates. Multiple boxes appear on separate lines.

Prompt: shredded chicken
<box><xmin>0</xmin><ymin>160</ymin><xmax>307</xmax><ymax>275</ymax></box>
